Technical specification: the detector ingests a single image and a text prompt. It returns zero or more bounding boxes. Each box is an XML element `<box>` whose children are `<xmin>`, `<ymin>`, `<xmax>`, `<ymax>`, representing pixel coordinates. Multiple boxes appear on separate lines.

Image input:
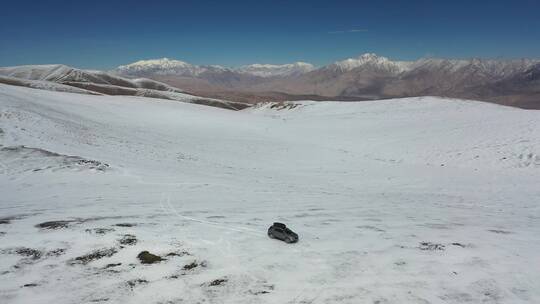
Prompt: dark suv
<box><xmin>268</xmin><ymin>222</ymin><xmax>298</xmax><ymax>243</ymax></box>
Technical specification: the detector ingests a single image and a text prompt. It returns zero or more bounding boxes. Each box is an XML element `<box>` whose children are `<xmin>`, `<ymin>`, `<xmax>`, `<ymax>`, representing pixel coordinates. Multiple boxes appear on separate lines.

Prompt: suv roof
<box><xmin>273</xmin><ymin>222</ymin><xmax>286</xmax><ymax>228</ymax></box>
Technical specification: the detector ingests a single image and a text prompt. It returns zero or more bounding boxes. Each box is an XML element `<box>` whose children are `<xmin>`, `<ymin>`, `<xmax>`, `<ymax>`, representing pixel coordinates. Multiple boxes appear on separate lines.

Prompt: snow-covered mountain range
<box><xmin>116</xmin><ymin>58</ymin><xmax>316</xmax><ymax>78</ymax></box>
<box><xmin>1</xmin><ymin>53</ymin><xmax>539</xmax><ymax>109</ymax></box>
<box><xmin>111</xmin><ymin>53</ymin><xmax>540</xmax><ymax>109</ymax></box>
<box><xmin>115</xmin><ymin>53</ymin><xmax>540</xmax><ymax>79</ymax></box>
<box><xmin>116</xmin><ymin>58</ymin><xmax>229</xmax><ymax>77</ymax></box>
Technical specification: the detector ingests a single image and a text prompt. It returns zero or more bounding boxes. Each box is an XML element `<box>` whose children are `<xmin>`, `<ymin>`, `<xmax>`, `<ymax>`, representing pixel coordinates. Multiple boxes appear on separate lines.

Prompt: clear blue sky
<box><xmin>1</xmin><ymin>0</ymin><xmax>539</xmax><ymax>69</ymax></box>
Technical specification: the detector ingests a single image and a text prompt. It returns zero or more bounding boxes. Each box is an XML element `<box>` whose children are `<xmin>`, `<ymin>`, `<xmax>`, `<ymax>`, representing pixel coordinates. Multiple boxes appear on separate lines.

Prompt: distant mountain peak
<box><xmin>331</xmin><ymin>53</ymin><xmax>411</xmax><ymax>73</ymax></box>
<box><xmin>118</xmin><ymin>58</ymin><xmax>192</xmax><ymax>69</ymax></box>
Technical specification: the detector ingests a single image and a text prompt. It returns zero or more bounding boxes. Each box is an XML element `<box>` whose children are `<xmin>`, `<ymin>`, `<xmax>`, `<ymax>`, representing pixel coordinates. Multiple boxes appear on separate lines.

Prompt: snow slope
<box><xmin>0</xmin><ymin>84</ymin><xmax>539</xmax><ymax>304</ymax></box>
<box><xmin>0</xmin><ymin>76</ymin><xmax>103</xmax><ymax>95</ymax></box>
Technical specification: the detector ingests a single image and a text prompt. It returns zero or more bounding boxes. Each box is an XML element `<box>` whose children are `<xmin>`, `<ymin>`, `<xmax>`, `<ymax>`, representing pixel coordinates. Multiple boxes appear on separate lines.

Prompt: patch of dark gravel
<box><xmin>488</xmin><ymin>229</ymin><xmax>512</xmax><ymax>234</ymax></box>
<box><xmin>85</xmin><ymin>228</ymin><xmax>115</xmax><ymax>235</ymax></box>
<box><xmin>89</xmin><ymin>298</ymin><xmax>109</xmax><ymax>303</ymax></box>
<box><xmin>419</xmin><ymin>242</ymin><xmax>446</xmax><ymax>251</ymax></box>
<box><xmin>0</xmin><ymin>214</ymin><xmax>35</xmax><ymax>225</ymax></box>
<box><xmin>46</xmin><ymin>248</ymin><xmax>67</xmax><ymax>257</ymax></box>
<box><xmin>208</xmin><ymin>278</ymin><xmax>227</xmax><ymax>286</ymax></box>
<box><xmin>119</xmin><ymin>234</ymin><xmax>137</xmax><ymax>246</ymax></box>
<box><xmin>115</xmin><ymin>223</ymin><xmax>137</xmax><ymax>227</ymax></box>
<box><xmin>104</xmin><ymin>263</ymin><xmax>122</xmax><ymax>269</ymax></box>
<box><xmin>1</xmin><ymin>247</ymin><xmax>44</xmax><ymax>267</ymax></box>
<box><xmin>166</xmin><ymin>251</ymin><xmax>191</xmax><ymax>257</ymax></box>
<box><xmin>70</xmin><ymin>248</ymin><xmax>118</xmax><ymax>265</ymax></box>
<box><xmin>38</xmin><ymin>217</ymin><xmax>136</xmax><ymax>230</ymax></box>
<box><xmin>249</xmin><ymin>284</ymin><xmax>274</xmax><ymax>295</ymax></box>
<box><xmin>126</xmin><ymin>279</ymin><xmax>148</xmax><ymax>289</ymax></box>
<box><xmin>36</xmin><ymin>220</ymin><xmax>74</xmax><ymax>230</ymax></box>
<box><xmin>14</xmin><ymin>248</ymin><xmax>43</xmax><ymax>260</ymax></box>
<box><xmin>183</xmin><ymin>260</ymin><xmax>206</xmax><ymax>270</ymax></box>
<box><xmin>76</xmin><ymin>159</ymin><xmax>110</xmax><ymax>171</ymax></box>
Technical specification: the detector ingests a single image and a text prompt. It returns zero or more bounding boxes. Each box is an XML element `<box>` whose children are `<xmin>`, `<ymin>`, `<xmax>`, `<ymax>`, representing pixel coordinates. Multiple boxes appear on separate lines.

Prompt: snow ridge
<box><xmin>116</xmin><ymin>58</ymin><xmax>229</xmax><ymax>76</ymax></box>
<box><xmin>117</xmin><ymin>58</ymin><xmax>315</xmax><ymax>78</ymax></box>
<box><xmin>237</xmin><ymin>62</ymin><xmax>315</xmax><ymax>77</ymax></box>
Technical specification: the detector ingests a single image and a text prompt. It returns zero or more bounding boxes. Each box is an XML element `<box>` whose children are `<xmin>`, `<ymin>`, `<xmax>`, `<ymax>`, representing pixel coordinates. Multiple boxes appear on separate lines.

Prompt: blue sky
<box><xmin>1</xmin><ymin>0</ymin><xmax>539</xmax><ymax>69</ymax></box>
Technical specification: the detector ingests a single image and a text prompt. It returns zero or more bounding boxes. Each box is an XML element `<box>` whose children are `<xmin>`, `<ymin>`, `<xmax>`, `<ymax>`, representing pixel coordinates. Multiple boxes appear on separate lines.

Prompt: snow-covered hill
<box><xmin>0</xmin><ymin>65</ymin><xmax>250</xmax><ymax>110</ymax></box>
<box><xmin>1</xmin><ymin>84</ymin><xmax>539</xmax><ymax>303</ymax></box>
<box><xmin>0</xmin><ymin>64</ymin><xmax>182</xmax><ymax>90</ymax></box>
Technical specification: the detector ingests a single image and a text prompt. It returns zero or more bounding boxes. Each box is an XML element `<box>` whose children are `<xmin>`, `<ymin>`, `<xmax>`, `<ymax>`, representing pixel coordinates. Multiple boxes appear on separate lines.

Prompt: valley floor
<box><xmin>0</xmin><ymin>84</ymin><xmax>539</xmax><ymax>303</ymax></box>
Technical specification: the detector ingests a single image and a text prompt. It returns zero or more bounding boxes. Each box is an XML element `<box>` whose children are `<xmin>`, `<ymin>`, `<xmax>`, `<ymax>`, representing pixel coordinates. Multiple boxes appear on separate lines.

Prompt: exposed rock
<box><xmin>22</xmin><ymin>283</ymin><xmax>38</xmax><ymax>288</ymax></box>
<box><xmin>137</xmin><ymin>251</ymin><xmax>164</xmax><ymax>264</ymax></box>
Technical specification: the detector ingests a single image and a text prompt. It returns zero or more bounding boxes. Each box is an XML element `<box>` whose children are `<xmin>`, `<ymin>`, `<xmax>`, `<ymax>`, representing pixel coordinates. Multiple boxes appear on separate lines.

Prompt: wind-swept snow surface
<box><xmin>0</xmin><ymin>84</ymin><xmax>539</xmax><ymax>303</ymax></box>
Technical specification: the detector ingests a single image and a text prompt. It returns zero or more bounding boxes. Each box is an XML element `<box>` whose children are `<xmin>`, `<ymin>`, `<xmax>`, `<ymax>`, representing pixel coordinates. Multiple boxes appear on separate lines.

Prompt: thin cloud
<box><xmin>328</xmin><ymin>29</ymin><xmax>369</xmax><ymax>34</ymax></box>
